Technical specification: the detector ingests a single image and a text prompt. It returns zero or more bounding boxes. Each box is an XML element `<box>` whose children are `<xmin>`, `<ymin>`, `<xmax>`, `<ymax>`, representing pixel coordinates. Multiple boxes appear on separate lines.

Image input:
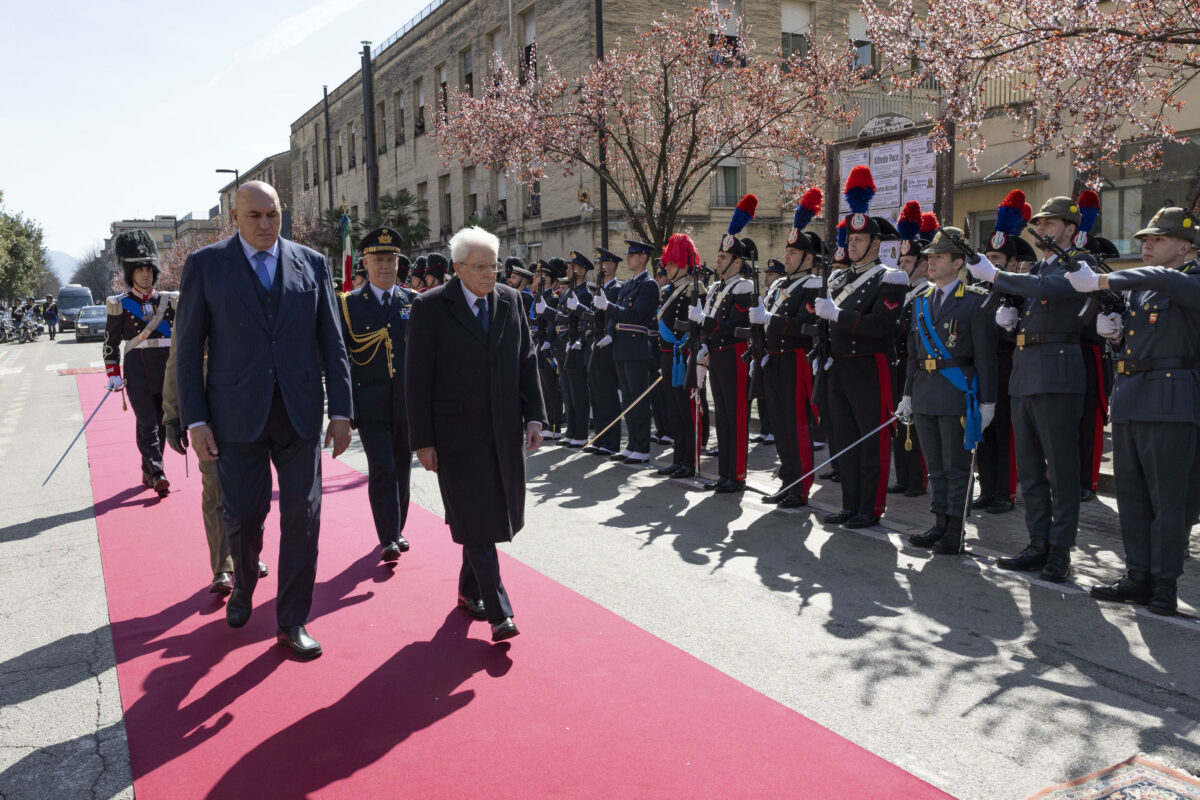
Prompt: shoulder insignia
<box><xmin>922</xmin><ymin>285</ymin><xmax>936</xmax><ymax>298</ymax></box>
<box><xmin>801</xmin><ymin>274</ymin><xmax>822</xmax><ymax>288</ymax></box>
<box><xmin>965</xmin><ymin>283</ymin><xmax>989</xmax><ymax>295</ymax></box>
<box><xmin>882</xmin><ymin>269</ymin><xmax>909</xmax><ymax>285</ymax></box>
<box><xmin>106</xmin><ymin>294</ymin><xmax>122</xmax><ymax>314</ymax></box>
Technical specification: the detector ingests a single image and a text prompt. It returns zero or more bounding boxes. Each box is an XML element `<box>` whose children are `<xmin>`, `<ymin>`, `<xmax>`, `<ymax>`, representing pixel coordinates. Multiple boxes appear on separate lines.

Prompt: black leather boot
<box><xmin>997</xmin><ymin>542</ymin><xmax>1048</xmax><ymax>571</ymax></box>
<box><xmin>932</xmin><ymin>516</ymin><xmax>964</xmax><ymax>554</ymax></box>
<box><xmin>908</xmin><ymin>513</ymin><xmax>947</xmax><ymax>548</ymax></box>
<box><xmin>1039</xmin><ymin>547</ymin><xmax>1071</xmax><ymax>582</ymax></box>
<box><xmin>1090</xmin><ymin>570</ymin><xmax>1151</xmax><ymax>605</ymax></box>
<box><xmin>1148</xmin><ymin>578</ymin><xmax>1178</xmax><ymax>616</ymax></box>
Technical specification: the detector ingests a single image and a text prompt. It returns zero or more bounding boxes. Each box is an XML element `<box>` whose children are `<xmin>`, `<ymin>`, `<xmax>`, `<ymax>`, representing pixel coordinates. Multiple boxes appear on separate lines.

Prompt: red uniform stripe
<box><xmin>872</xmin><ymin>352</ymin><xmax>893</xmax><ymax>517</ymax></box>
<box><xmin>793</xmin><ymin>349</ymin><xmax>814</xmax><ymax>500</ymax></box>
<box><xmin>734</xmin><ymin>342</ymin><xmax>749</xmax><ymax>481</ymax></box>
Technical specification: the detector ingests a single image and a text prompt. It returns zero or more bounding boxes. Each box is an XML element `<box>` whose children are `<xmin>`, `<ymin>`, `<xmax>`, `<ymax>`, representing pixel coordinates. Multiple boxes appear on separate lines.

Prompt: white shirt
<box><xmin>461</xmin><ymin>281</ymin><xmax>488</xmax><ymax>318</ymax></box>
<box><xmin>239</xmin><ymin>235</ymin><xmax>280</xmax><ymax>284</ymax></box>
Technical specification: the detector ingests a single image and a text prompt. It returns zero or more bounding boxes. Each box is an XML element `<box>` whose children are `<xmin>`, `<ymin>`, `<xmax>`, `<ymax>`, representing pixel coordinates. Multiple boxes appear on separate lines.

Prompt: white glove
<box><xmin>566</xmin><ymin>295</ymin><xmax>579</xmax><ymax>311</ymax></box>
<box><xmin>896</xmin><ymin>395</ymin><xmax>913</xmax><ymax>420</ymax></box>
<box><xmin>539</xmin><ymin>341</ymin><xmax>551</xmax><ymax>352</ymax></box>
<box><xmin>534</xmin><ymin>299</ymin><xmax>547</xmax><ymax>314</ymax></box>
<box><xmin>980</xmin><ymin>402</ymin><xmax>995</xmax><ymax>431</ymax></box>
<box><xmin>748</xmin><ymin>305</ymin><xmax>771</xmax><ymax>326</ymax></box>
<box><xmin>760</xmin><ymin>353</ymin><xmax>769</xmax><ymax>367</ymax></box>
<box><xmin>592</xmin><ymin>293</ymin><xmax>608</xmax><ymax>311</ymax></box>
<box><xmin>570</xmin><ymin>340</ymin><xmax>582</xmax><ymax>350</ymax></box>
<box><xmin>966</xmin><ymin>253</ymin><xmax>999</xmax><ymax>283</ymax></box>
<box><xmin>695</xmin><ymin>365</ymin><xmax>708</xmax><ymax>386</ymax></box>
<box><xmin>1066</xmin><ymin>262</ymin><xmax>1100</xmax><ymax>293</ymax></box>
<box><xmin>995</xmin><ymin>306</ymin><xmax>1018</xmax><ymax>332</ymax></box>
<box><xmin>1096</xmin><ymin>311</ymin><xmax>1123</xmax><ymax>340</ymax></box>
<box><xmin>596</xmin><ymin>334</ymin><xmax>612</xmax><ymax>348</ymax></box>
<box><xmin>814</xmin><ymin>297</ymin><xmax>840</xmax><ymax>322</ymax></box>
<box><xmin>697</xmin><ymin>344</ymin><xmax>709</xmax><ymax>363</ymax></box>
<box><xmin>686</xmin><ymin>302</ymin><xmax>705</xmax><ymax>324</ymax></box>
<box><xmin>106</xmin><ymin>375</ymin><xmax>125</xmax><ymax>392</ymax></box>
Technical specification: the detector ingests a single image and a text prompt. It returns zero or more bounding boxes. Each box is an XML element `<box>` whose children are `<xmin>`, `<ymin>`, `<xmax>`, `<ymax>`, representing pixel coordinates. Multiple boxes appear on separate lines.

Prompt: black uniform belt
<box><xmin>615</xmin><ymin>323</ymin><xmax>650</xmax><ymax>335</ymax></box>
<box><xmin>799</xmin><ymin>324</ymin><xmax>819</xmax><ymax>338</ymax></box>
<box><xmin>1115</xmin><ymin>358</ymin><xmax>1196</xmax><ymax>375</ymax></box>
<box><xmin>918</xmin><ymin>356</ymin><xmax>974</xmax><ymax>372</ymax></box>
<box><xmin>1016</xmin><ymin>333</ymin><xmax>1079</xmax><ymax>347</ymax></box>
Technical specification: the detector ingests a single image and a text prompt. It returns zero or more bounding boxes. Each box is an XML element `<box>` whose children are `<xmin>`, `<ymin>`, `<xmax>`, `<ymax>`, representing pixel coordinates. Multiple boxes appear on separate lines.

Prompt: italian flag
<box><xmin>340</xmin><ymin>213</ymin><xmax>354</xmax><ymax>292</ymax></box>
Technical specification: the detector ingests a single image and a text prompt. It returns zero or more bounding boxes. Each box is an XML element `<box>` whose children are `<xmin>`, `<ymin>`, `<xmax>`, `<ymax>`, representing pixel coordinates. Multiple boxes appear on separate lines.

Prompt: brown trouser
<box><xmin>200</xmin><ymin>456</ymin><xmax>233</xmax><ymax>575</ymax></box>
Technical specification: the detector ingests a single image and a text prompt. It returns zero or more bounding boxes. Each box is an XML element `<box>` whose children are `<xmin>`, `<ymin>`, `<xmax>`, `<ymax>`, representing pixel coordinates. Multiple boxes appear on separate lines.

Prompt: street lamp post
<box><xmin>215</xmin><ymin>168</ymin><xmax>240</xmax><ymax>187</ymax></box>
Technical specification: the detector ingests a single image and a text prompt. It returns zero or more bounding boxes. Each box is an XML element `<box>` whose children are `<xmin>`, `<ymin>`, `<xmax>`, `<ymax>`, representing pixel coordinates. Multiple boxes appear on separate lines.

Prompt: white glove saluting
<box><xmin>748</xmin><ymin>305</ymin><xmax>771</xmax><ymax>326</ymax></box>
<box><xmin>980</xmin><ymin>402</ymin><xmax>995</xmax><ymax>431</ymax></box>
<box><xmin>592</xmin><ymin>293</ymin><xmax>608</xmax><ymax>311</ymax></box>
<box><xmin>106</xmin><ymin>375</ymin><xmax>125</xmax><ymax>392</ymax></box>
<box><xmin>570</xmin><ymin>340</ymin><xmax>582</xmax><ymax>350</ymax></box>
<box><xmin>966</xmin><ymin>253</ymin><xmax>999</xmax><ymax>283</ymax></box>
<box><xmin>534</xmin><ymin>298</ymin><xmax>547</xmax><ymax>314</ymax></box>
<box><xmin>1066</xmin><ymin>261</ymin><xmax>1101</xmax><ymax>293</ymax></box>
<box><xmin>1096</xmin><ymin>311</ymin><xmax>1123</xmax><ymax>340</ymax></box>
<box><xmin>539</xmin><ymin>341</ymin><xmax>551</xmax><ymax>352</ymax></box>
<box><xmin>566</xmin><ymin>295</ymin><xmax>579</xmax><ymax>311</ymax></box>
<box><xmin>814</xmin><ymin>297</ymin><xmax>840</xmax><ymax>322</ymax></box>
<box><xmin>995</xmin><ymin>306</ymin><xmax>1018</xmax><ymax>332</ymax></box>
<box><xmin>686</xmin><ymin>302</ymin><xmax>705</xmax><ymax>324</ymax></box>
<box><xmin>896</xmin><ymin>395</ymin><xmax>913</xmax><ymax>420</ymax></box>
<box><xmin>596</xmin><ymin>334</ymin><xmax>612</xmax><ymax>348</ymax></box>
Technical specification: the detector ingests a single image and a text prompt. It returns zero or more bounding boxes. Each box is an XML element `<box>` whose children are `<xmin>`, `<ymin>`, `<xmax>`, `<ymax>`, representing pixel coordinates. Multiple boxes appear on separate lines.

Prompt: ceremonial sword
<box><xmin>43</xmin><ymin>389</ymin><xmax>113</xmax><ymax>486</ymax></box>
<box><xmin>768</xmin><ymin>411</ymin><xmax>904</xmax><ymax>500</ymax></box>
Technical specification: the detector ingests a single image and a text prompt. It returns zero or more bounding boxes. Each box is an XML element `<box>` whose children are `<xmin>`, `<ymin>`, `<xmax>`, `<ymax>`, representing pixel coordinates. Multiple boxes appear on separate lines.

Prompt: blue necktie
<box><xmin>475</xmin><ymin>297</ymin><xmax>489</xmax><ymax>335</ymax></box>
<box><xmin>252</xmin><ymin>251</ymin><xmax>272</xmax><ymax>290</ymax></box>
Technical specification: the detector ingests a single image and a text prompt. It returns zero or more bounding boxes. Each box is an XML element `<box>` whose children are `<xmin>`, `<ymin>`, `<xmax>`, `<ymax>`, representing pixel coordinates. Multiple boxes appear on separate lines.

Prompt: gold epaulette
<box><xmin>338</xmin><ymin>291</ymin><xmax>393</xmax><ymax>377</ymax></box>
<box><xmin>106</xmin><ymin>294</ymin><xmax>123</xmax><ymax>314</ymax></box>
<box><xmin>965</xmin><ymin>283</ymin><xmax>989</xmax><ymax>295</ymax></box>
<box><xmin>922</xmin><ymin>285</ymin><xmax>936</xmax><ymax>298</ymax></box>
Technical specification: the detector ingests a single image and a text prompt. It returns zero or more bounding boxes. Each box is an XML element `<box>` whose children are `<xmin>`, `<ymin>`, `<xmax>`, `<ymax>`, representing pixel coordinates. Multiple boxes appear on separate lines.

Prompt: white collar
<box><xmin>238</xmin><ymin>234</ymin><xmax>280</xmax><ymax>263</ymax></box>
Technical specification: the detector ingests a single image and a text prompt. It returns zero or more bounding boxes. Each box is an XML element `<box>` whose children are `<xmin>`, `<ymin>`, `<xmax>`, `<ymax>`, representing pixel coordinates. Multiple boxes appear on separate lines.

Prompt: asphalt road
<box><xmin>3</xmin><ymin>333</ymin><xmax>1200</xmax><ymax>800</ymax></box>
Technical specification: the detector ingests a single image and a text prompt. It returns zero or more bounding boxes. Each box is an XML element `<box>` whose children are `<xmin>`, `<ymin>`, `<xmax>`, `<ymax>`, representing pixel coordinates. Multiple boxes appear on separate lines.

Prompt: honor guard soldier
<box><xmin>751</xmin><ymin>258</ymin><xmax>786</xmax><ymax>445</ymax></box>
<box><xmin>974</xmin><ymin>191</ymin><xmax>1035</xmax><ymax>514</ymax></box>
<box><xmin>898</xmin><ymin>229</ymin><xmax>998</xmax><ymax>553</ymax></box>
<box><xmin>338</xmin><ymin>227</ymin><xmax>417</xmax><ymax>561</ymax></box>
<box><xmin>532</xmin><ymin>259</ymin><xmax>565</xmax><ymax>437</ymax></box>
<box><xmin>890</xmin><ymin>201</ymin><xmax>932</xmax><ymax>498</ymax></box>
<box><xmin>688</xmin><ymin>195</ymin><xmax>758</xmax><ymax>492</ymax></box>
<box><xmin>505</xmin><ymin>256</ymin><xmax>533</xmax><ymax>294</ymax></box>
<box><xmin>814</xmin><ymin>166</ymin><xmax>908</xmax><ymax>527</ymax></box>
<box><xmin>649</xmin><ymin>258</ymin><xmax>676</xmax><ymax>446</ymax></box>
<box><xmin>967</xmin><ymin>194</ymin><xmax>1092</xmax><ymax>581</ymax></box>
<box><xmin>554</xmin><ymin>252</ymin><xmax>595</xmax><ymax>449</ymax></box>
<box><xmin>424</xmin><ymin>253</ymin><xmax>449</xmax><ymax>290</ymax></box>
<box><xmin>752</xmin><ymin>188</ymin><xmax>824</xmax><ymax>507</ymax></box>
<box><xmin>594</xmin><ymin>240</ymin><xmax>660</xmax><ymax>462</ymax></box>
<box><xmin>583</xmin><ymin>247</ymin><xmax>624</xmax><ymax>457</ymax></box>
<box><xmin>655</xmin><ymin>234</ymin><xmax>705</xmax><ymax>479</ymax></box>
<box><xmin>351</xmin><ymin>261</ymin><xmax>368</xmax><ymax>290</ymax></box>
<box><xmin>104</xmin><ymin>229</ymin><xmax>177</xmax><ymax>498</ymax></box>
<box><xmin>410</xmin><ymin>257</ymin><xmax>427</xmax><ymax>291</ymax></box>
<box><xmin>1065</xmin><ymin>207</ymin><xmax>1200</xmax><ymax>615</ymax></box>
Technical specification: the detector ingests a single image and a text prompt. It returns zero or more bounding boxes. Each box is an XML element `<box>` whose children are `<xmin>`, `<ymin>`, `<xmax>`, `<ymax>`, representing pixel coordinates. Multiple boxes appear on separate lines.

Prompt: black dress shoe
<box><xmin>150</xmin><ymin>473</ymin><xmax>170</xmax><ymax>498</ymax></box>
<box><xmin>1039</xmin><ymin>547</ymin><xmax>1071</xmax><ymax>582</ymax></box>
<box><xmin>209</xmin><ymin>572</ymin><xmax>234</xmax><ymax>595</ymax></box>
<box><xmin>904</xmin><ymin>487</ymin><xmax>926</xmax><ymax>497</ymax></box>
<box><xmin>1091</xmin><ymin>572</ymin><xmax>1151</xmax><ymax>605</ymax></box>
<box><xmin>1080</xmin><ymin>489</ymin><xmax>1095</xmax><ymax>502</ymax></box>
<box><xmin>909</xmin><ymin>514</ymin><xmax>947</xmax><ymax>548</ymax></box>
<box><xmin>396</xmin><ymin>536</ymin><xmax>410</xmax><ymax>552</ymax></box>
<box><xmin>819</xmin><ymin>470</ymin><xmax>840</xmax><ymax>482</ymax></box>
<box><xmin>581</xmin><ymin>445</ymin><xmax>601</xmax><ymax>454</ymax></box>
<box><xmin>609</xmin><ymin>453</ymin><xmax>630</xmax><ymax>462</ymax></box>
<box><xmin>931</xmin><ymin>516</ymin><xmax>965</xmax><ymax>554</ymax></box>
<box><xmin>225</xmin><ymin>591</ymin><xmax>252</xmax><ymax>628</ymax></box>
<box><xmin>381</xmin><ymin>542</ymin><xmax>402</xmax><ymax>562</ymax></box>
<box><xmin>986</xmin><ymin>500</ymin><xmax>1015</xmax><ymax>514</ymax></box>
<box><xmin>655</xmin><ymin>464</ymin><xmax>681</xmax><ymax>476</ymax></box>
<box><xmin>844</xmin><ymin>514</ymin><xmax>879</xmax><ymax>529</ymax></box>
<box><xmin>277</xmin><ymin>625</ymin><xmax>322</xmax><ymax>659</ymax></box>
<box><xmin>672</xmin><ymin>468</ymin><xmax>696</xmax><ymax>479</ymax></box>
<box><xmin>824</xmin><ymin>509</ymin><xmax>855</xmax><ymax>525</ymax></box>
<box><xmin>777</xmin><ymin>492</ymin><xmax>808</xmax><ymax>508</ymax></box>
<box><xmin>762</xmin><ymin>491</ymin><xmax>785</xmax><ymax>504</ymax></box>
<box><xmin>624</xmin><ymin>456</ymin><xmax>650</xmax><ymax>465</ymax></box>
<box><xmin>997</xmin><ymin>544</ymin><xmax>1048</xmax><ymax>572</ymax></box>
<box><xmin>258</xmin><ymin>560</ymin><xmax>269</xmax><ymax>578</ymax></box>
<box><xmin>456</xmin><ymin>594</ymin><xmax>488</xmax><ymax>620</ymax></box>
<box><xmin>971</xmin><ymin>495</ymin><xmax>993</xmax><ymax>510</ymax></box>
<box><xmin>713</xmin><ymin>480</ymin><xmax>745</xmax><ymax>494</ymax></box>
<box><xmin>887</xmin><ymin>483</ymin><xmax>907</xmax><ymax>494</ymax></box>
<box><xmin>1148</xmin><ymin>578</ymin><xmax>1178</xmax><ymax>616</ymax></box>
<box><xmin>491</xmin><ymin>618</ymin><xmax>520</xmax><ymax>642</ymax></box>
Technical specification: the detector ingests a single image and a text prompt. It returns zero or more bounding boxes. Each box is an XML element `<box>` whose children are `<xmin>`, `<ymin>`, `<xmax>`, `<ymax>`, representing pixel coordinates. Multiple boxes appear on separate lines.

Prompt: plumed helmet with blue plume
<box><xmin>1077</xmin><ymin>190</ymin><xmax>1100</xmax><ymax>235</ymax></box>
<box><xmin>786</xmin><ymin>188</ymin><xmax>823</xmax><ymax>252</ymax></box>
<box><xmin>843</xmin><ymin>165</ymin><xmax>875</xmax><ymax>215</ymax></box>
<box><xmin>995</xmin><ymin>190</ymin><xmax>1027</xmax><ymax>236</ymax></box>
<box><xmin>897</xmin><ymin>201</ymin><xmax>922</xmax><ymax>242</ymax></box>
<box><xmin>728</xmin><ymin>193</ymin><xmax>758</xmax><ymax>236</ymax></box>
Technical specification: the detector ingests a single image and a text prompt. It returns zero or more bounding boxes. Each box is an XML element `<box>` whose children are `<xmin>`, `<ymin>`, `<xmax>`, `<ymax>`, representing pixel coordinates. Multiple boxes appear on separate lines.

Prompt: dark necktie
<box><xmin>475</xmin><ymin>297</ymin><xmax>489</xmax><ymax>335</ymax></box>
<box><xmin>932</xmin><ymin>288</ymin><xmax>944</xmax><ymax>318</ymax></box>
<box><xmin>382</xmin><ymin>290</ymin><xmax>391</xmax><ymax>311</ymax></box>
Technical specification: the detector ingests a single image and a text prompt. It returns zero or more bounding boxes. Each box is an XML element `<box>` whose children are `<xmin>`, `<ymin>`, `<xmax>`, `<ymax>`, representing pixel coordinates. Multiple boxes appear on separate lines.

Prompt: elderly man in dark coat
<box><xmin>405</xmin><ymin>226</ymin><xmax>546</xmax><ymax>642</ymax></box>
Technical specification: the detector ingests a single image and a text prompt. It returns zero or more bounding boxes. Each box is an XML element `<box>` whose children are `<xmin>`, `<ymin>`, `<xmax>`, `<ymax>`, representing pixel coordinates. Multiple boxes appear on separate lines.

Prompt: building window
<box><xmin>491</xmin><ymin>28</ymin><xmax>505</xmax><ymax>85</ymax></box>
<box><xmin>417</xmin><ymin>181</ymin><xmax>429</xmax><ymax>219</ymax></box>
<box><xmin>526</xmin><ymin>180</ymin><xmax>541</xmax><ymax>218</ymax></box>
<box><xmin>465</xmin><ymin>167</ymin><xmax>478</xmax><ymax>222</ymax></box>
<box><xmin>415</xmin><ymin>79</ymin><xmax>426</xmax><ymax>136</ymax></box>
<box><xmin>462</xmin><ymin>49</ymin><xmax>474</xmax><ymax>96</ymax></box>
<box><xmin>711</xmin><ymin>160</ymin><xmax>743</xmax><ymax>207</ymax></box>
<box><xmin>348</xmin><ymin>121</ymin><xmax>356</xmax><ymax>169</ymax></box>
<box><xmin>781</xmin><ymin>1</ymin><xmax>812</xmax><ymax>59</ymax></box>
<box><xmin>438</xmin><ymin>65</ymin><xmax>448</xmax><ymax>122</ymax></box>
<box><xmin>1098</xmin><ymin>133</ymin><xmax>1200</xmax><ymax>256</ymax></box>
<box><xmin>848</xmin><ymin>10</ymin><xmax>877</xmax><ymax>72</ymax></box>
<box><xmin>302</xmin><ymin>152</ymin><xmax>310</xmax><ymax>189</ymax></box>
<box><xmin>351</xmin><ymin>205</ymin><xmax>359</xmax><ymax>220</ymax></box>
<box><xmin>439</xmin><ymin>175</ymin><xmax>452</xmax><ymax>239</ymax></box>
<box><xmin>393</xmin><ymin>91</ymin><xmax>405</xmax><ymax>144</ymax></box>
<box><xmin>520</xmin><ymin>10</ymin><xmax>536</xmax><ymax>84</ymax></box>
<box><xmin>376</xmin><ymin>101</ymin><xmax>387</xmax><ymax>154</ymax></box>
<box><xmin>336</xmin><ymin>130</ymin><xmax>344</xmax><ymax>174</ymax></box>
<box><xmin>497</xmin><ymin>172</ymin><xmax>508</xmax><ymax>222</ymax></box>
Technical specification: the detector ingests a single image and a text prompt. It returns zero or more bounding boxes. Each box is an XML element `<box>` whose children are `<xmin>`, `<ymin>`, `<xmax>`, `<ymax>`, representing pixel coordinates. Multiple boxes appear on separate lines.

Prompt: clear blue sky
<box><xmin>0</xmin><ymin>0</ymin><xmax>427</xmax><ymax>259</ymax></box>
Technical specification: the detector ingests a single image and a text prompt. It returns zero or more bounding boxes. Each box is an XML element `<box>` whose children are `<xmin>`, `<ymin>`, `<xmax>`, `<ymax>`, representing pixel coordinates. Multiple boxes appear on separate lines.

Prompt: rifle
<box><xmin>811</xmin><ymin>243</ymin><xmax>833</xmax><ymax>399</ymax></box>
<box><xmin>936</xmin><ymin>225</ymin><xmax>1020</xmax><ymax>314</ymax></box>
<box><xmin>584</xmin><ymin>258</ymin><xmax>605</xmax><ymax>341</ymax></box>
<box><xmin>737</xmin><ymin>262</ymin><xmax>766</xmax><ymax>388</ymax></box>
<box><xmin>1024</xmin><ymin>225</ymin><xmax>1126</xmax><ymax>317</ymax></box>
<box><xmin>683</xmin><ymin>258</ymin><xmax>703</xmax><ymax>391</ymax></box>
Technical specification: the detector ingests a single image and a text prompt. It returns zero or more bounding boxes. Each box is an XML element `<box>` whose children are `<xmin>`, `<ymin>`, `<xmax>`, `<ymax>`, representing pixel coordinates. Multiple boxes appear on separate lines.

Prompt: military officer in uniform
<box><xmin>583</xmin><ymin>247</ymin><xmax>623</xmax><ymax>457</ymax></box>
<box><xmin>815</xmin><ymin>166</ymin><xmax>908</xmax><ymax>527</ymax></box>
<box><xmin>1066</xmin><ymin>207</ymin><xmax>1200</xmax><ymax>615</ymax></box>
<box><xmin>655</xmin><ymin>234</ymin><xmax>704</xmax><ymax>479</ymax></box>
<box><xmin>410</xmin><ymin>257</ymin><xmax>428</xmax><ymax>291</ymax></box>
<box><xmin>104</xmin><ymin>229</ymin><xmax>177</xmax><ymax>498</ymax></box>
<box><xmin>338</xmin><ymin>227</ymin><xmax>417</xmax><ymax>561</ymax></box>
<box><xmin>890</xmin><ymin>201</ymin><xmax>931</xmax><ymax>498</ymax></box>
<box><xmin>898</xmin><ymin>229</ymin><xmax>998</xmax><ymax>553</ymax></box>
<box><xmin>688</xmin><ymin>198</ymin><xmax>757</xmax><ymax>493</ymax></box>
<box><xmin>594</xmin><ymin>241</ymin><xmax>659</xmax><ymax>463</ymax></box>
<box><xmin>649</xmin><ymin>258</ymin><xmax>676</xmax><ymax>447</ymax></box>
<box><xmin>967</xmin><ymin>195</ymin><xmax>1091</xmax><ymax>581</ymax></box>
<box><xmin>554</xmin><ymin>252</ymin><xmax>595</xmax><ymax>449</ymax></box>
<box><xmin>752</xmin><ymin>188</ymin><xmax>824</xmax><ymax>507</ymax></box>
<box><xmin>532</xmin><ymin>259</ymin><xmax>565</xmax><ymax>437</ymax></box>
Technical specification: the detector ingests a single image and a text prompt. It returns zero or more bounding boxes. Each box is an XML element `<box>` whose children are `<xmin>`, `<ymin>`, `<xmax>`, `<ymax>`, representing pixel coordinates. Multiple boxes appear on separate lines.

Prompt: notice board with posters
<box><xmin>826</xmin><ymin>118</ymin><xmax>954</xmax><ymax>269</ymax></box>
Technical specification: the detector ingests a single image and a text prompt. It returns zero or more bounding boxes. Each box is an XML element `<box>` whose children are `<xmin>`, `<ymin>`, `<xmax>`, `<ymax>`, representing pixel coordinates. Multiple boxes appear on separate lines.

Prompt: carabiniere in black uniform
<box><xmin>338</xmin><ymin>226</ymin><xmax>417</xmax><ymax>561</ymax></box>
<box><xmin>104</xmin><ymin>229</ymin><xmax>176</xmax><ymax>497</ymax></box>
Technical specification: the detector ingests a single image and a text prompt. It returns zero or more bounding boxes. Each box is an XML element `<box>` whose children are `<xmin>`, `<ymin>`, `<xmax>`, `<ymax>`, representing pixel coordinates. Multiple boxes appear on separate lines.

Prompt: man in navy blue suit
<box><xmin>337</xmin><ymin>227</ymin><xmax>417</xmax><ymax>562</ymax></box>
<box><xmin>175</xmin><ymin>181</ymin><xmax>353</xmax><ymax>660</ymax></box>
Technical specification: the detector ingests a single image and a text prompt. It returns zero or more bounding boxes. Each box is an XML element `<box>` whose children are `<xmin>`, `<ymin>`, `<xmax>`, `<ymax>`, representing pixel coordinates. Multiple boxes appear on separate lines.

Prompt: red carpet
<box><xmin>79</xmin><ymin>374</ymin><xmax>954</xmax><ymax>799</ymax></box>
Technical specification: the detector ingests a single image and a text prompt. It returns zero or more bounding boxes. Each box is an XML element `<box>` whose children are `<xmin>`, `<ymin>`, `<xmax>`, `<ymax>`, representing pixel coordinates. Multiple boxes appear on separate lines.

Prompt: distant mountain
<box><xmin>48</xmin><ymin>251</ymin><xmax>80</xmax><ymax>284</ymax></box>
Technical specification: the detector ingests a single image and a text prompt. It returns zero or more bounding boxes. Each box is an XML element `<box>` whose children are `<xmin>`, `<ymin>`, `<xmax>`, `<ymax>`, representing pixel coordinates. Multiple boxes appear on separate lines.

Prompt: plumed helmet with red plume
<box><xmin>843</xmin><ymin>165</ymin><xmax>875</xmax><ymax>215</ymax></box>
<box><xmin>661</xmin><ymin>233</ymin><xmax>699</xmax><ymax>272</ymax></box>
<box><xmin>1077</xmin><ymin>190</ymin><xmax>1100</xmax><ymax>235</ymax></box>
<box><xmin>897</xmin><ymin>201</ymin><xmax>922</xmax><ymax>242</ymax></box>
<box><xmin>920</xmin><ymin>212</ymin><xmax>939</xmax><ymax>238</ymax></box>
<box><xmin>995</xmin><ymin>190</ymin><xmax>1026</xmax><ymax>237</ymax></box>
<box><xmin>787</xmin><ymin>188</ymin><xmax>824</xmax><ymax>252</ymax></box>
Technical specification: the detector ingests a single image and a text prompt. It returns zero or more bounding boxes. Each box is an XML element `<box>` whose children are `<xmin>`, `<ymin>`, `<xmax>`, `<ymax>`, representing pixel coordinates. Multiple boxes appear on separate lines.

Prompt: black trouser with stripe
<box><xmin>659</xmin><ymin>349</ymin><xmax>697</xmax><ymax>469</ymax></box>
<box><xmin>828</xmin><ymin>354</ymin><xmax>892</xmax><ymax>517</ymax></box>
<box><xmin>709</xmin><ymin>343</ymin><xmax>750</xmax><ymax>482</ymax></box>
<box><xmin>763</xmin><ymin>349</ymin><xmax>814</xmax><ymax>499</ymax></box>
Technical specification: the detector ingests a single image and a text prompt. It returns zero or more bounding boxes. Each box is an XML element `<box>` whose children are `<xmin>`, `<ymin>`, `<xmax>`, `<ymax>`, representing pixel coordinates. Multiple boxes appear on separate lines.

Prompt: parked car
<box><xmin>58</xmin><ymin>284</ymin><xmax>95</xmax><ymax>331</ymax></box>
<box><xmin>73</xmin><ymin>305</ymin><xmax>107</xmax><ymax>342</ymax></box>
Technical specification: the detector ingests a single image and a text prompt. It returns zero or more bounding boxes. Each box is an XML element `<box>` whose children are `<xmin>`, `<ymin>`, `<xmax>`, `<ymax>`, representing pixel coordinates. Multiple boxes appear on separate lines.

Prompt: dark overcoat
<box><xmin>405</xmin><ymin>277</ymin><xmax>546</xmax><ymax>544</ymax></box>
